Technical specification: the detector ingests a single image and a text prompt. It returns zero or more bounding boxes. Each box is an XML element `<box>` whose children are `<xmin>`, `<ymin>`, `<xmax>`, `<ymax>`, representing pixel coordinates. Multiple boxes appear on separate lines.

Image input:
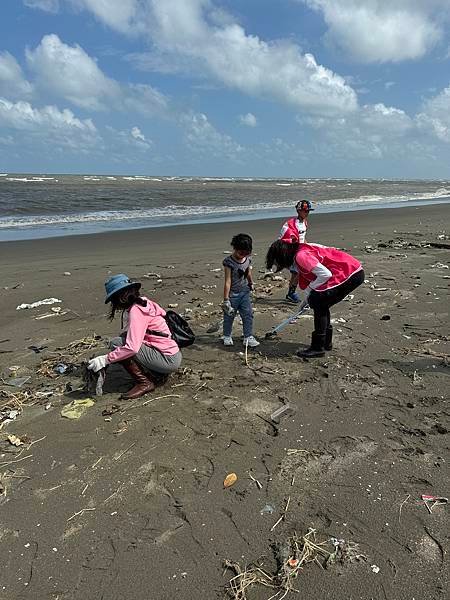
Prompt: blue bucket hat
<box><xmin>104</xmin><ymin>274</ymin><xmax>141</xmax><ymax>304</ymax></box>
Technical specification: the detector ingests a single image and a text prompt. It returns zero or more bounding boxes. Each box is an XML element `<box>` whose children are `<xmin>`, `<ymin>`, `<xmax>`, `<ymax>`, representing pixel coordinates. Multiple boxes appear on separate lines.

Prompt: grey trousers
<box><xmin>110</xmin><ymin>336</ymin><xmax>182</xmax><ymax>374</ymax></box>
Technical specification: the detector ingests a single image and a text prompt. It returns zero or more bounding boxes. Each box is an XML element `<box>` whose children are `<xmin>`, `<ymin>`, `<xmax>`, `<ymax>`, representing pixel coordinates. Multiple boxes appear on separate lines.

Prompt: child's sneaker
<box><xmin>243</xmin><ymin>336</ymin><xmax>260</xmax><ymax>347</ymax></box>
<box><xmin>286</xmin><ymin>290</ymin><xmax>300</xmax><ymax>303</ymax></box>
<box><xmin>223</xmin><ymin>336</ymin><xmax>234</xmax><ymax>346</ymax></box>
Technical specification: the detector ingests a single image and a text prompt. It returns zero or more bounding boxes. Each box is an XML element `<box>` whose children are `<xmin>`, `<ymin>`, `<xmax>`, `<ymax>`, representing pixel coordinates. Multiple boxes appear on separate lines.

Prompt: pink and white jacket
<box><xmin>279</xmin><ymin>217</ymin><xmax>307</xmax><ymax>243</ymax></box>
<box><xmin>107</xmin><ymin>296</ymin><xmax>179</xmax><ymax>364</ymax></box>
<box><xmin>294</xmin><ymin>244</ymin><xmax>362</xmax><ymax>293</ymax></box>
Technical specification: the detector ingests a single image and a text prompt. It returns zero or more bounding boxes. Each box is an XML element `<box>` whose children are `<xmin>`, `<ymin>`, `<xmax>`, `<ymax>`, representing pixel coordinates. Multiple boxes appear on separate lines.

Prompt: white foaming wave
<box><xmin>320</xmin><ymin>189</ymin><xmax>450</xmax><ymax>206</ymax></box>
<box><xmin>5</xmin><ymin>176</ymin><xmax>57</xmax><ymax>182</ymax></box>
<box><xmin>1</xmin><ymin>188</ymin><xmax>449</xmax><ymax>230</ymax></box>
<box><xmin>0</xmin><ymin>201</ymin><xmax>297</xmax><ymax>229</ymax></box>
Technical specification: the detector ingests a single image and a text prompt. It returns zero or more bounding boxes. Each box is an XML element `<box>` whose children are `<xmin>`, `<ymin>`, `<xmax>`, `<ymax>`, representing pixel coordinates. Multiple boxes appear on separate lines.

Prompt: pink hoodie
<box><xmin>107</xmin><ymin>296</ymin><xmax>179</xmax><ymax>364</ymax></box>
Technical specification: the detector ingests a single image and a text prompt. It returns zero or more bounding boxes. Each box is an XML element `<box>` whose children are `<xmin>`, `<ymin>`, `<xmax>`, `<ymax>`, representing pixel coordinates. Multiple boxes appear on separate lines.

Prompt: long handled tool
<box><xmin>265</xmin><ymin>304</ymin><xmax>309</xmax><ymax>339</ymax></box>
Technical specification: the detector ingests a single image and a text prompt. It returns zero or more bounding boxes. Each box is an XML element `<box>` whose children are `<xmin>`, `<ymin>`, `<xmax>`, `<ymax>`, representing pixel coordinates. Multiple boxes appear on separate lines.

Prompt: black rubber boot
<box><xmin>296</xmin><ymin>332</ymin><xmax>326</xmax><ymax>358</ymax></box>
<box><xmin>324</xmin><ymin>326</ymin><xmax>333</xmax><ymax>351</ymax></box>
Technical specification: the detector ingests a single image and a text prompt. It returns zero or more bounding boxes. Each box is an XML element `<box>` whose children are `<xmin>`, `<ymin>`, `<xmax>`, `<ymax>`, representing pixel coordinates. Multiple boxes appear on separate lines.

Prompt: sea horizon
<box><xmin>1</xmin><ymin>173</ymin><xmax>450</xmax><ymax>242</ymax></box>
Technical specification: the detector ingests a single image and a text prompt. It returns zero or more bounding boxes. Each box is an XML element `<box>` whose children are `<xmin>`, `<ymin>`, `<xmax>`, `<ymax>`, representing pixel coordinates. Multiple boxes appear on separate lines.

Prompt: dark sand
<box><xmin>0</xmin><ymin>205</ymin><xmax>449</xmax><ymax>600</ymax></box>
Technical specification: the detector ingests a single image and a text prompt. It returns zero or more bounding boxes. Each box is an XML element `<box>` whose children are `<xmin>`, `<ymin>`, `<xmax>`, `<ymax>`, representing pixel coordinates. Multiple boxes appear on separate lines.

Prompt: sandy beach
<box><xmin>0</xmin><ymin>204</ymin><xmax>449</xmax><ymax>600</ymax></box>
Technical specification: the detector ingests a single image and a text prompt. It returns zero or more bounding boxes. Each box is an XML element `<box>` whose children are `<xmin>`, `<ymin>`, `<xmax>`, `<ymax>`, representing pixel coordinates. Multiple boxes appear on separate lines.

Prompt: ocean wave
<box><xmin>0</xmin><ymin>202</ymin><xmax>294</xmax><ymax>229</ymax></box>
<box><xmin>1</xmin><ymin>189</ymin><xmax>450</xmax><ymax>230</ymax></box>
<box><xmin>5</xmin><ymin>176</ymin><xmax>58</xmax><ymax>182</ymax></box>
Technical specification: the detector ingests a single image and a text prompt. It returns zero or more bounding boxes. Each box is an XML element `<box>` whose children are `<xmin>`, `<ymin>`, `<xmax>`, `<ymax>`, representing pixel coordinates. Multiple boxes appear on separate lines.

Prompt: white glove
<box><xmin>299</xmin><ymin>299</ymin><xmax>309</xmax><ymax>311</ymax></box>
<box><xmin>222</xmin><ymin>299</ymin><xmax>235</xmax><ymax>316</ymax></box>
<box><xmin>88</xmin><ymin>355</ymin><xmax>108</xmax><ymax>372</ymax></box>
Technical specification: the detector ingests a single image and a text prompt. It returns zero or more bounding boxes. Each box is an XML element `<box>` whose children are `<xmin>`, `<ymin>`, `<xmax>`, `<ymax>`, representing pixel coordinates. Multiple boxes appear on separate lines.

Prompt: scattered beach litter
<box><xmin>224</xmin><ymin>529</ymin><xmax>364</xmax><ymax>599</ymax></box>
<box><xmin>260</xmin><ymin>504</ymin><xmax>275</xmax><ymax>515</ymax></box>
<box><xmin>35</xmin><ymin>309</ymin><xmax>69</xmax><ymax>320</ymax></box>
<box><xmin>421</xmin><ymin>494</ymin><xmax>448</xmax><ymax>514</ymax></box>
<box><xmin>7</xmin><ymin>434</ymin><xmax>24</xmax><ymax>447</ymax></box>
<box><xmin>16</xmin><ymin>298</ymin><xmax>62</xmax><ymax>311</ymax></box>
<box><xmin>4</xmin><ymin>376</ymin><xmax>31</xmax><ymax>388</ymax></box>
<box><xmin>61</xmin><ymin>398</ymin><xmax>95</xmax><ymax>420</ymax></box>
<box><xmin>102</xmin><ymin>404</ymin><xmax>120</xmax><ymax>416</ymax></box>
<box><xmin>270</xmin><ymin>405</ymin><xmax>294</xmax><ymax>424</ymax></box>
<box><xmin>28</xmin><ymin>345</ymin><xmax>48</xmax><ymax>354</ymax></box>
<box><xmin>224</xmin><ymin>473</ymin><xmax>238</xmax><ymax>488</ymax></box>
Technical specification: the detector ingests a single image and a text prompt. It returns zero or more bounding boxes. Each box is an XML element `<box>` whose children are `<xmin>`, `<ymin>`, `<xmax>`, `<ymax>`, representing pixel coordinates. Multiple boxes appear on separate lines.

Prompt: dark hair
<box><xmin>231</xmin><ymin>233</ymin><xmax>252</xmax><ymax>253</ymax></box>
<box><xmin>266</xmin><ymin>240</ymin><xmax>299</xmax><ymax>272</ymax></box>
<box><xmin>108</xmin><ymin>284</ymin><xmax>146</xmax><ymax>321</ymax></box>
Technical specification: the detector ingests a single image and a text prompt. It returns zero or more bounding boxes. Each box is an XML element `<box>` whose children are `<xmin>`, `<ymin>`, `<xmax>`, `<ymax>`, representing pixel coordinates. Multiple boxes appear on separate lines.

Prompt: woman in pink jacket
<box><xmin>87</xmin><ymin>274</ymin><xmax>182</xmax><ymax>399</ymax></box>
<box><xmin>266</xmin><ymin>233</ymin><xmax>364</xmax><ymax>358</ymax></box>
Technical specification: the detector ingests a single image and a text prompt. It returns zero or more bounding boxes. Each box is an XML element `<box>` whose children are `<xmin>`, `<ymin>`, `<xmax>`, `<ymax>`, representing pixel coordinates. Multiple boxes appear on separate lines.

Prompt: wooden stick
<box><xmin>249</xmin><ymin>473</ymin><xmax>263</xmax><ymax>490</ymax></box>
<box><xmin>113</xmin><ymin>441</ymin><xmax>136</xmax><ymax>461</ymax></box>
<box><xmin>398</xmin><ymin>494</ymin><xmax>410</xmax><ymax>522</ymax></box>
<box><xmin>67</xmin><ymin>507</ymin><xmax>96</xmax><ymax>522</ymax></box>
<box><xmin>142</xmin><ymin>394</ymin><xmax>181</xmax><ymax>406</ymax></box>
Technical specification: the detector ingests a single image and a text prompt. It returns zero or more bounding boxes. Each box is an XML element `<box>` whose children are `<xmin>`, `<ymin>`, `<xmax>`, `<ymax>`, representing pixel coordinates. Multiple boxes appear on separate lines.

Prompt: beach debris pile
<box><xmin>36</xmin><ymin>335</ymin><xmax>103</xmax><ymax>379</ymax></box>
<box><xmin>16</xmin><ymin>298</ymin><xmax>62</xmax><ymax>311</ymax></box>
<box><xmin>224</xmin><ymin>529</ymin><xmax>367</xmax><ymax>599</ymax></box>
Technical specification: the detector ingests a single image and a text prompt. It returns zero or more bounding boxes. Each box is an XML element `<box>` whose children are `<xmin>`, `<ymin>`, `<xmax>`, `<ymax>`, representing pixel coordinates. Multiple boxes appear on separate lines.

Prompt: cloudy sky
<box><xmin>1</xmin><ymin>0</ymin><xmax>450</xmax><ymax>177</ymax></box>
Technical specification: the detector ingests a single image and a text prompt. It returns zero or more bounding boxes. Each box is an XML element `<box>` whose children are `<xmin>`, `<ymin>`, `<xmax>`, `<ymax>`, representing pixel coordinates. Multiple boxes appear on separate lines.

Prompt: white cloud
<box><xmin>131</xmin><ymin>126</ymin><xmax>146</xmax><ymax>141</ymax></box>
<box><xmin>0</xmin><ymin>97</ymin><xmax>96</xmax><ymax>133</ymax></box>
<box><xmin>70</xmin><ymin>0</ymin><xmax>147</xmax><ymax>34</ymax></box>
<box><xmin>0</xmin><ymin>97</ymin><xmax>100</xmax><ymax>154</ymax></box>
<box><xmin>72</xmin><ymin>0</ymin><xmax>358</xmax><ymax>116</ymax></box>
<box><xmin>0</xmin><ymin>52</ymin><xmax>33</xmax><ymax>99</ymax></box>
<box><xmin>26</xmin><ymin>34</ymin><xmax>169</xmax><ymax>117</ymax></box>
<box><xmin>239</xmin><ymin>113</ymin><xmax>257</xmax><ymax>127</ymax></box>
<box><xmin>417</xmin><ymin>85</ymin><xmax>450</xmax><ymax>142</ymax></box>
<box><xmin>302</xmin><ymin>0</ymin><xmax>447</xmax><ymax>63</ymax></box>
<box><xmin>0</xmin><ymin>97</ymin><xmax>156</xmax><ymax>161</ymax></box>
<box><xmin>26</xmin><ymin>34</ymin><xmax>120</xmax><ymax>110</ymax></box>
<box><xmin>105</xmin><ymin>125</ymin><xmax>152</xmax><ymax>152</ymax></box>
<box><xmin>298</xmin><ymin>101</ymin><xmax>414</xmax><ymax>159</ymax></box>
<box><xmin>180</xmin><ymin>112</ymin><xmax>244</xmax><ymax>160</ymax></box>
<box><xmin>24</xmin><ymin>0</ymin><xmax>60</xmax><ymax>12</ymax></box>
<box><xmin>123</xmin><ymin>83</ymin><xmax>169</xmax><ymax>117</ymax></box>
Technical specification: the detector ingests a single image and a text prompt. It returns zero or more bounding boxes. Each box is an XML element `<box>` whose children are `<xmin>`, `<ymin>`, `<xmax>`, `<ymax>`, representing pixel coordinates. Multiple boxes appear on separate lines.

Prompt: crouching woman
<box><xmin>266</xmin><ymin>237</ymin><xmax>364</xmax><ymax>358</ymax></box>
<box><xmin>88</xmin><ymin>274</ymin><xmax>182</xmax><ymax>399</ymax></box>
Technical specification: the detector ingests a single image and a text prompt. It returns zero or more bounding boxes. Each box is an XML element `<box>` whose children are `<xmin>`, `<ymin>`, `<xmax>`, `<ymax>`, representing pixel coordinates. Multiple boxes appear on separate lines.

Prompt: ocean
<box><xmin>1</xmin><ymin>173</ymin><xmax>450</xmax><ymax>241</ymax></box>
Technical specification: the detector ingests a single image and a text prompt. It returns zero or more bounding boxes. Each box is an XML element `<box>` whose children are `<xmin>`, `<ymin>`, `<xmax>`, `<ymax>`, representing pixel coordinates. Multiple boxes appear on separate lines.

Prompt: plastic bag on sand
<box><xmin>61</xmin><ymin>398</ymin><xmax>95</xmax><ymax>419</ymax></box>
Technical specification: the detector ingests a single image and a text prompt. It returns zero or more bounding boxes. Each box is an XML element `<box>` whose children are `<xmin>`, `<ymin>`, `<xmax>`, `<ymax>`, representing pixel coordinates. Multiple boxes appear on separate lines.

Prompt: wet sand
<box><xmin>0</xmin><ymin>205</ymin><xmax>449</xmax><ymax>600</ymax></box>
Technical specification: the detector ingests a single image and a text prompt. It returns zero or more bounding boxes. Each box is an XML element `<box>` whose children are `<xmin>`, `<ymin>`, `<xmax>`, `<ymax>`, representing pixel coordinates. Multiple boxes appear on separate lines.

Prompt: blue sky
<box><xmin>1</xmin><ymin>0</ymin><xmax>450</xmax><ymax>178</ymax></box>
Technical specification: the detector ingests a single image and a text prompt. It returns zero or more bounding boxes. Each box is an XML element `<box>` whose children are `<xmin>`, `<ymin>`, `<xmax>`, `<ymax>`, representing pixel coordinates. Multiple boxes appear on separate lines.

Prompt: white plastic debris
<box><xmin>371</xmin><ymin>564</ymin><xmax>380</xmax><ymax>574</ymax></box>
<box><xmin>16</xmin><ymin>298</ymin><xmax>62</xmax><ymax>311</ymax></box>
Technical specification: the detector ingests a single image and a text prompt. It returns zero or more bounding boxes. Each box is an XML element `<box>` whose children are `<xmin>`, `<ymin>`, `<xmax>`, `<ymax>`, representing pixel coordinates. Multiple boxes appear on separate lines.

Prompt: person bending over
<box><xmin>266</xmin><ymin>235</ymin><xmax>364</xmax><ymax>358</ymax></box>
<box><xmin>88</xmin><ymin>274</ymin><xmax>182</xmax><ymax>399</ymax></box>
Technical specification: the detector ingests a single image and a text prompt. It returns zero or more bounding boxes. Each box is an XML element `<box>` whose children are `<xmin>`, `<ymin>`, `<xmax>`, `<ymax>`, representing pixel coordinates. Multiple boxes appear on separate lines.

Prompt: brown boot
<box><xmin>120</xmin><ymin>358</ymin><xmax>155</xmax><ymax>400</ymax></box>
